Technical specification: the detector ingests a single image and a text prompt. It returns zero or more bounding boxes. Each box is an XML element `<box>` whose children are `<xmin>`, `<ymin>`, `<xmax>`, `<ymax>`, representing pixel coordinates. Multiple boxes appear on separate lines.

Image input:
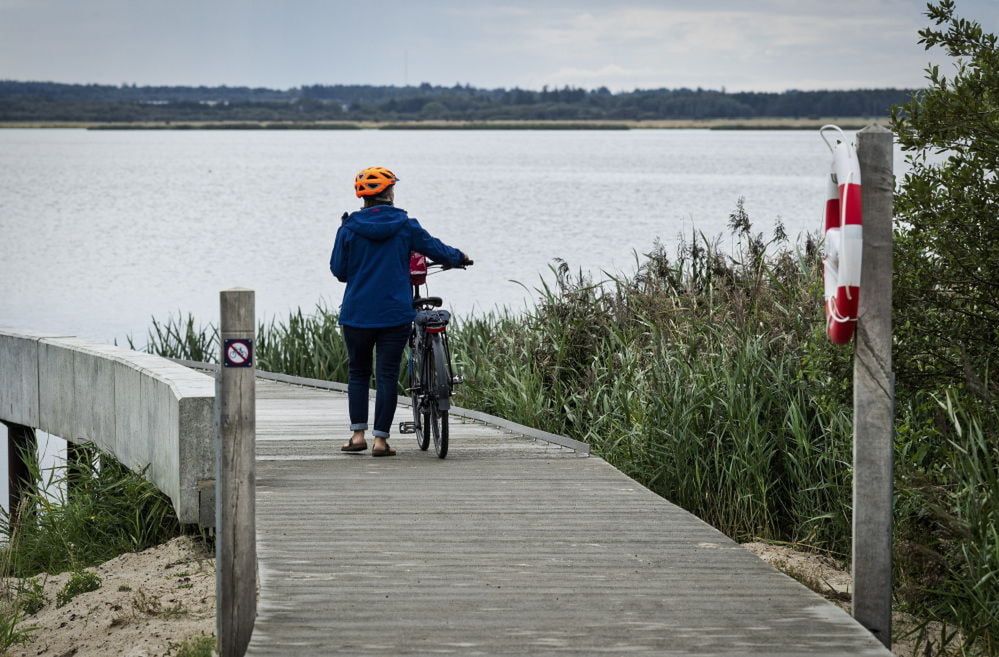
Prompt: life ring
<box><xmin>820</xmin><ymin>125</ymin><xmax>863</xmax><ymax>345</ymax></box>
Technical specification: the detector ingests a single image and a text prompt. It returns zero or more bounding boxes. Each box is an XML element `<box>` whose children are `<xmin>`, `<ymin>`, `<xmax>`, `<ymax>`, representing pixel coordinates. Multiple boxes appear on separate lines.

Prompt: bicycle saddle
<box><xmin>413</xmin><ymin>296</ymin><xmax>443</xmax><ymax>309</ymax></box>
<box><xmin>416</xmin><ymin>308</ymin><xmax>451</xmax><ymax>327</ymax></box>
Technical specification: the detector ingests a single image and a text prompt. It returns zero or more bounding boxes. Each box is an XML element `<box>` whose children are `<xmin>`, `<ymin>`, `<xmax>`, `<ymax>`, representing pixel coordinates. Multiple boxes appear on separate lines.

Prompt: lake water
<box><xmin>0</xmin><ymin>128</ymin><xmax>906</xmax><ymax>511</ymax></box>
<box><xmin>1</xmin><ymin>128</ymin><xmax>907</xmax><ymax>341</ymax></box>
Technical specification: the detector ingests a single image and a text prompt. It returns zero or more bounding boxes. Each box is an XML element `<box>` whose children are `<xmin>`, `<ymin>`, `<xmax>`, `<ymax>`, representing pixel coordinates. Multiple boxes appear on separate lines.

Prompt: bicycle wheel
<box><xmin>430</xmin><ymin>402</ymin><xmax>449</xmax><ymax>459</ymax></box>
<box><xmin>409</xmin><ymin>353</ymin><xmax>429</xmax><ymax>451</ymax></box>
<box><xmin>429</xmin><ymin>336</ymin><xmax>450</xmax><ymax>458</ymax></box>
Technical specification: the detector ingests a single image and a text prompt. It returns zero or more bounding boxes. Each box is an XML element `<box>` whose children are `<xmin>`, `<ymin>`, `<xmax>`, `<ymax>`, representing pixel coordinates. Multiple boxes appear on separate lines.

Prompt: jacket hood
<box><xmin>344</xmin><ymin>205</ymin><xmax>409</xmax><ymax>242</ymax></box>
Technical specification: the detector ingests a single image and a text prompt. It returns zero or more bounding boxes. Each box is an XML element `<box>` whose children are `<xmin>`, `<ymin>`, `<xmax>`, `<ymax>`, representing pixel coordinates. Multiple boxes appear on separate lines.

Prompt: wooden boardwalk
<box><xmin>246</xmin><ymin>378</ymin><xmax>892</xmax><ymax>656</ymax></box>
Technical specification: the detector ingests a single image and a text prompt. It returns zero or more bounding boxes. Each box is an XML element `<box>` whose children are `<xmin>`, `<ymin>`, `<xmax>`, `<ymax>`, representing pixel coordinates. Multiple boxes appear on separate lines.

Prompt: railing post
<box><xmin>852</xmin><ymin>125</ymin><xmax>894</xmax><ymax>648</ymax></box>
<box><xmin>216</xmin><ymin>289</ymin><xmax>256</xmax><ymax>657</ymax></box>
<box><xmin>2</xmin><ymin>422</ymin><xmax>38</xmax><ymax>522</ymax></box>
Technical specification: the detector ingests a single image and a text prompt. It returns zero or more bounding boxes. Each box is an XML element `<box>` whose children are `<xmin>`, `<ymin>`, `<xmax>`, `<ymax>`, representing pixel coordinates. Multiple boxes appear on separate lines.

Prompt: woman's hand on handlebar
<box><xmin>437</xmin><ymin>253</ymin><xmax>473</xmax><ymax>270</ymax></box>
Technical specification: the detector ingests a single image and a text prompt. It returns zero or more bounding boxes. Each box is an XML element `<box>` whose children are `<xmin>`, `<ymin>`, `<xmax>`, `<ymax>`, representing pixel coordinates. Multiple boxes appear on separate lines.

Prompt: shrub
<box><xmin>890</xmin><ymin>0</ymin><xmax>999</xmax><ymax>397</ymax></box>
<box><xmin>56</xmin><ymin>570</ymin><xmax>101</xmax><ymax>607</ymax></box>
<box><xmin>16</xmin><ymin>579</ymin><xmax>46</xmax><ymax>615</ymax></box>
<box><xmin>171</xmin><ymin>634</ymin><xmax>216</xmax><ymax>657</ymax></box>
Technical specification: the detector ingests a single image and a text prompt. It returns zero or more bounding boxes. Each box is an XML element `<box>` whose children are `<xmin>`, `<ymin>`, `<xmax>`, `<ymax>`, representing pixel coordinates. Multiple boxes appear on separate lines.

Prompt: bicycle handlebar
<box><xmin>427</xmin><ymin>260</ymin><xmax>473</xmax><ymax>270</ymax></box>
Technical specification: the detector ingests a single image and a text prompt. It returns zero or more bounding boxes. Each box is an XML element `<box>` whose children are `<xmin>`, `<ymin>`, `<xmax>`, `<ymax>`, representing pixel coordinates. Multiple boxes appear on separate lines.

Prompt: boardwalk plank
<box><xmin>246</xmin><ymin>380</ymin><xmax>891</xmax><ymax>656</ymax></box>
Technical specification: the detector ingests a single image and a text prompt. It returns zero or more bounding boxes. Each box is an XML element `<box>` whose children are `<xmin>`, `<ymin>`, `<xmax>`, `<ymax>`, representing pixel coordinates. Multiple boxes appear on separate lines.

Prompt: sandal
<box><xmin>340</xmin><ymin>438</ymin><xmax>368</xmax><ymax>453</ymax></box>
<box><xmin>372</xmin><ymin>443</ymin><xmax>397</xmax><ymax>457</ymax></box>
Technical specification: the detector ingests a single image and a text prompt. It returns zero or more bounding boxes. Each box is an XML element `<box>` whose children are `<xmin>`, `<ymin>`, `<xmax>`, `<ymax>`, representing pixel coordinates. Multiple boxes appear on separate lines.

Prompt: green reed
<box><xmin>452</xmin><ymin>217</ymin><xmax>855</xmax><ymax>549</ymax></box>
<box><xmin>133</xmin><ymin>301</ymin><xmax>352</xmax><ymax>383</ymax></box>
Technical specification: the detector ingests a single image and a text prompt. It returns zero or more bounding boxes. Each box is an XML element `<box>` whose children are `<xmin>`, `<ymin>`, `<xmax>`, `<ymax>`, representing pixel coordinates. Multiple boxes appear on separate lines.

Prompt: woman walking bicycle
<box><xmin>330</xmin><ymin>166</ymin><xmax>471</xmax><ymax>456</ymax></box>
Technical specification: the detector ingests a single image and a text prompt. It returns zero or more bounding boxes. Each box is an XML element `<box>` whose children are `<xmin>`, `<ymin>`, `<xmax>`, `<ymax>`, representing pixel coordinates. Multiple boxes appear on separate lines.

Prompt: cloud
<box><xmin>1</xmin><ymin>0</ymin><xmax>996</xmax><ymax>89</ymax></box>
<box><xmin>460</xmin><ymin>1</ymin><xmax>951</xmax><ymax>91</ymax></box>
<box><xmin>541</xmin><ymin>64</ymin><xmax>663</xmax><ymax>88</ymax></box>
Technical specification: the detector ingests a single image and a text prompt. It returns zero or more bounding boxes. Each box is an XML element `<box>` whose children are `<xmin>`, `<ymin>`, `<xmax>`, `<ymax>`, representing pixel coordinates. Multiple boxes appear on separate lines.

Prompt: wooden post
<box><xmin>216</xmin><ymin>289</ymin><xmax>256</xmax><ymax>657</ymax></box>
<box><xmin>852</xmin><ymin>125</ymin><xmax>894</xmax><ymax>648</ymax></box>
<box><xmin>3</xmin><ymin>422</ymin><xmax>38</xmax><ymax>522</ymax></box>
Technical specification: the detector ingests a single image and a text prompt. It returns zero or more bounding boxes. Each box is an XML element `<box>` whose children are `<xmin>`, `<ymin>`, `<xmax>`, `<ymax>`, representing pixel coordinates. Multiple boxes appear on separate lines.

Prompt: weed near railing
<box><xmin>0</xmin><ymin>445</ymin><xmax>181</xmax><ymax>578</ymax></box>
<box><xmin>134</xmin><ymin>302</ymin><xmax>350</xmax><ymax>383</ymax></box>
<box><xmin>0</xmin><ymin>521</ymin><xmax>36</xmax><ymax>653</ymax></box>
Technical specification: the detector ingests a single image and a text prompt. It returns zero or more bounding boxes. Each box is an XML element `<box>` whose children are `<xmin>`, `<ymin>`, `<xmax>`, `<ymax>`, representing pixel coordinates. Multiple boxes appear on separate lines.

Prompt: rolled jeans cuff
<box><xmin>350</xmin><ymin>422</ymin><xmax>368</xmax><ymax>431</ymax></box>
<box><xmin>372</xmin><ymin>429</ymin><xmax>390</xmax><ymax>439</ymax></box>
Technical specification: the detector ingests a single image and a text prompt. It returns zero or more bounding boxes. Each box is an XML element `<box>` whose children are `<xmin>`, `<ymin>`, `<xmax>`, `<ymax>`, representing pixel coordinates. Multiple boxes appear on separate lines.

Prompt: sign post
<box><xmin>216</xmin><ymin>288</ymin><xmax>256</xmax><ymax>657</ymax></box>
<box><xmin>852</xmin><ymin>125</ymin><xmax>895</xmax><ymax>648</ymax></box>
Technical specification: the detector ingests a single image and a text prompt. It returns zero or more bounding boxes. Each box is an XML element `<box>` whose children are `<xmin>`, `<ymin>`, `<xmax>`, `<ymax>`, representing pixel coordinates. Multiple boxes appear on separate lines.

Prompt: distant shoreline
<box><xmin>0</xmin><ymin>117</ymin><xmax>888</xmax><ymax>131</ymax></box>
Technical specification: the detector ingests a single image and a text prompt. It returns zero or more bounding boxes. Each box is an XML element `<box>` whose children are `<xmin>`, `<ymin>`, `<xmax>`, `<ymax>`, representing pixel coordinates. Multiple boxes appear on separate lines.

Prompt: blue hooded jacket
<box><xmin>330</xmin><ymin>205</ymin><xmax>464</xmax><ymax>328</ymax></box>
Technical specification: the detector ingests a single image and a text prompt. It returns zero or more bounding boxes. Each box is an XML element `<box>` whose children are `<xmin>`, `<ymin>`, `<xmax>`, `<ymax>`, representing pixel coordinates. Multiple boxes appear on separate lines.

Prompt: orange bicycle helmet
<box><xmin>354</xmin><ymin>166</ymin><xmax>398</xmax><ymax>198</ymax></box>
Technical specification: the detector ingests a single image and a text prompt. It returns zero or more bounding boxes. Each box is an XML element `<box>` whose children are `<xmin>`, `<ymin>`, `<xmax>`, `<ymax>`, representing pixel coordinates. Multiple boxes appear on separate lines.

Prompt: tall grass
<box><xmin>0</xmin><ymin>444</ymin><xmax>180</xmax><ymax>578</ymax></box>
<box><xmin>455</xmin><ymin>213</ymin><xmax>854</xmax><ymax>550</ymax></box>
<box><xmin>132</xmin><ymin>301</ymin><xmax>350</xmax><ymax>382</ymax></box>
<box><xmin>898</xmin><ymin>393</ymin><xmax>999</xmax><ymax>654</ymax></box>
<box><xmin>0</xmin><ymin>517</ymin><xmax>36</xmax><ymax>652</ymax></box>
<box><xmin>141</xmin><ymin>205</ymin><xmax>996</xmax><ymax>653</ymax></box>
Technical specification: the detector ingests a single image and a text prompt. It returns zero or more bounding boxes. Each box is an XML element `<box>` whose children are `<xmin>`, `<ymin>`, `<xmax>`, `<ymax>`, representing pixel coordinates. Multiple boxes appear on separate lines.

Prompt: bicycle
<box><xmin>398</xmin><ymin>253</ymin><xmax>472</xmax><ymax>458</ymax></box>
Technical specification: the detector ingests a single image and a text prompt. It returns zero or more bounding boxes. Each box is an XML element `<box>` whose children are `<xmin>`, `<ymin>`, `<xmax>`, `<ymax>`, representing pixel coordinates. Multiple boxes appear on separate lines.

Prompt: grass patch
<box><xmin>170</xmin><ymin>634</ymin><xmax>215</xmax><ymax>657</ymax></box>
<box><xmin>132</xmin><ymin>589</ymin><xmax>187</xmax><ymax>619</ymax></box>
<box><xmin>135</xmin><ymin>301</ymin><xmax>350</xmax><ymax>383</ymax></box>
<box><xmin>0</xmin><ymin>444</ymin><xmax>182</xmax><ymax>578</ymax></box>
<box><xmin>56</xmin><ymin>569</ymin><xmax>101</xmax><ymax>607</ymax></box>
<box><xmin>0</xmin><ymin>438</ymin><xmax>194</xmax><ymax>653</ymax></box>
<box><xmin>0</xmin><ymin>605</ymin><xmax>33</xmax><ymax>654</ymax></box>
<box><xmin>15</xmin><ymin>579</ymin><xmax>46</xmax><ymax>615</ymax></box>
<box><xmin>0</xmin><ymin>512</ymin><xmax>34</xmax><ymax>651</ymax></box>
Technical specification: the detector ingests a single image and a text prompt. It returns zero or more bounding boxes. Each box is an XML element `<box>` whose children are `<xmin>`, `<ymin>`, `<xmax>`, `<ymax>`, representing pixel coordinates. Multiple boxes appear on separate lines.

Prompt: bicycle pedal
<box><xmin>399</xmin><ymin>421</ymin><xmax>417</xmax><ymax>434</ymax></box>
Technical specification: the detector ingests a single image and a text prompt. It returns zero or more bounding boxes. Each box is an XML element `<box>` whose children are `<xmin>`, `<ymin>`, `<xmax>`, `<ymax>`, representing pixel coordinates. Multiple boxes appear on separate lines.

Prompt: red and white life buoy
<box><xmin>820</xmin><ymin>125</ymin><xmax>863</xmax><ymax>345</ymax></box>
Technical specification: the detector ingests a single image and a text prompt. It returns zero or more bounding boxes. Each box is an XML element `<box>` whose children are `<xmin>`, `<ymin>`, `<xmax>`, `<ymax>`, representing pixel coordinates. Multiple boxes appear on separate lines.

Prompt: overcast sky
<box><xmin>2</xmin><ymin>0</ymin><xmax>997</xmax><ymax>91</ymax></box>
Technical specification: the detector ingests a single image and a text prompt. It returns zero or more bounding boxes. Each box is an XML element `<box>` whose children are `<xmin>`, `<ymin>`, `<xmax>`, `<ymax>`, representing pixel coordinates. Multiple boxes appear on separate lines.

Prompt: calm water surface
<box><xmin>0</xmin><ymin>128</ymin><xmax>906</xmax><ymax>508</ymax></box>
<box><xmin>1</xmin><ymin>128</ymin><xmax>905</xmax><ymax>342</ymax></box>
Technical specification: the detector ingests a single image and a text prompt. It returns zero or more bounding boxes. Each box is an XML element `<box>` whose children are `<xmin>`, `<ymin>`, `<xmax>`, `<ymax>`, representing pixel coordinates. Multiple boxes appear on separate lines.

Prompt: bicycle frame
<box><xmin>402</xmin><ymin>258</ymin><xmax>465</xmax><ymax>457</ymax></box>
<box><xmin>409</xmin><ymin>263</ymin><xmax>456</xmax><ymax>402</ymax></box>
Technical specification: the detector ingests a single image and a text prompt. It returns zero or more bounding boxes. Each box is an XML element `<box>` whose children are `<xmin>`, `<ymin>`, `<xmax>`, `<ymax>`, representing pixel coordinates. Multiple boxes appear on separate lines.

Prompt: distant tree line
<box><xmin>0</xmin><ymin>80</ymin><xmax>914</xmax><ymax>122</ymax></box>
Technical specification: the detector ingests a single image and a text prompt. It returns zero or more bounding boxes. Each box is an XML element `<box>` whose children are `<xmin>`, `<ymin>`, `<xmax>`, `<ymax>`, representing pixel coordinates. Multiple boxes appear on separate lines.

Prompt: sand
<box><xmin>9</xmin><ymin>536</ymin><xmax>215</xmax><ymax>657</ymax></box>
<box><xmin>743</xmin><ymin>542</ymin><xmax>962</xmax><ymax>657</ymax></box>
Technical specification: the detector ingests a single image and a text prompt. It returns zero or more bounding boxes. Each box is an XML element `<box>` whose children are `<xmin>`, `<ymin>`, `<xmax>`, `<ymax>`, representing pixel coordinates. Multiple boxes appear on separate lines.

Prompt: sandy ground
<box><xmin>10</xmin><ymin>536</ymin><xmax>214</xmax><ymax>657</ymax></box>
<box><xmin>743</xmin><ymin>542</ymin><xmax>853</xmax><ymax>602</ymax></box>
<box><xmin>743</xmin><ymin>542</ymin><xmax>961</xmax><ymax>657</ymax></box>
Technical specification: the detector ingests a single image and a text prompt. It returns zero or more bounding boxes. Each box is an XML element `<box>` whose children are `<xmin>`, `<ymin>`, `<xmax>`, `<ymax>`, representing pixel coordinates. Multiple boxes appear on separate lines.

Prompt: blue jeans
<box><xmin>342</xmin><ymin>324</ymin><xmax>410</xmax><ymax>439</ymax></box>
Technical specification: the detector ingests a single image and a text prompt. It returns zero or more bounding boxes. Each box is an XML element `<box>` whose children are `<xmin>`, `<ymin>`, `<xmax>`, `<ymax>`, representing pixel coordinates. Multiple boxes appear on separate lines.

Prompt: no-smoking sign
<box><xmin>223</xmin><ymin>338</ymin><xmax>253</xmax><ymax>368</ymax></box>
